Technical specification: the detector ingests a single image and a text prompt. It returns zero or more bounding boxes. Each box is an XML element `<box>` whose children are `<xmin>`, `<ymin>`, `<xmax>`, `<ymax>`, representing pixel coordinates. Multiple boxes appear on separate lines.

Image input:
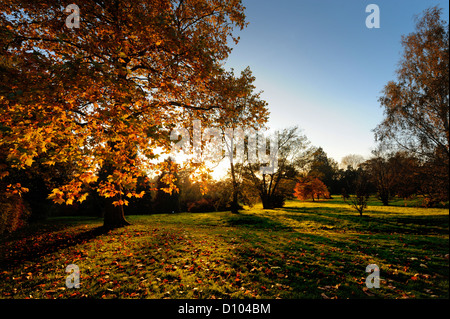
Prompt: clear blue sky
<box><xmin>224</xmin><ymin>0</ymin><xmax>449</xmax><ymax>163</ymax></box>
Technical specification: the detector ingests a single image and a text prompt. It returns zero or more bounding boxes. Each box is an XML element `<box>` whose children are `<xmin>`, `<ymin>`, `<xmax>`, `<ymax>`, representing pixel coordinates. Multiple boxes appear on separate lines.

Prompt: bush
<box><xmin>294</xmin><ymin>176</ymin><xmax>330</xmax><ymax>201</ymax></box>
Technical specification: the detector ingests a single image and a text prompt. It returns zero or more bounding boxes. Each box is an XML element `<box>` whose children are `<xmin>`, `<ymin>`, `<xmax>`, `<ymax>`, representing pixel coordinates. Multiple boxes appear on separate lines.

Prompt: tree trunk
<box><xmin>261</xmin><ymin>194</ymin><xmax>273</xmax><ymax>209</ymax></box>
<box><xmin>103</xmin><ymin>197</ymin><xmax>130</xmax><ymax>229</ymax></box>
<box><xmin>99</xmin><ymin>143</ymin><xmax>131</xmax><ymax>229</ymax></box>
<box><xmin>230</xmin><ymin>190</ymin><xmax>239</xmax><ymax>214</ymax></box>
<box><xmin>229</xmin><ymin>159</ymin><xmax>240</xmax><ymax>214</ymax></box>
<box><xmin>379</xmin><ymin>190</ymin><xmax>390</xmax><ymax>206</ymax></box>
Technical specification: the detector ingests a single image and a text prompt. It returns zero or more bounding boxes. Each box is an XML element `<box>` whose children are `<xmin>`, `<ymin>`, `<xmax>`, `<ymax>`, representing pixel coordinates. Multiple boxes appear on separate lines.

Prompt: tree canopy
<box><xmin>373</xmin><ymin>5</ymin><xmax>449</xmax><ymax>206</ymax></box>
<box><xmin>374</xmin><ymin>6</ymin><xmax>449</xmax><ymax>160</ymax></box>
<box><xmin>0</xmin><ymin>0</ymin><xmax>259</xmax><ymax>227</ymax></box>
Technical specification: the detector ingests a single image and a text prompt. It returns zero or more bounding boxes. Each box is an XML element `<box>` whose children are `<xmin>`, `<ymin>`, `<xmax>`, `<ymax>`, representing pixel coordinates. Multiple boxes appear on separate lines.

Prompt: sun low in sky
<box><xmin>224</xmin><ymin>0</ymin><xmax>449</xmax><ymax>163</ymax></box>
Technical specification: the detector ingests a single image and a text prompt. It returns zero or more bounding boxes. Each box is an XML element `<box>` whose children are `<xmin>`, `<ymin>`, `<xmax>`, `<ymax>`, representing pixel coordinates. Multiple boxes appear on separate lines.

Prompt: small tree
<box><xmin>343</xmin><ymin>169</ymin><xmax>371</xmax><ymax>216</ymax></box>
<box><xmin>294</xmin><ymin>176</ymin><xmax>330</xmax><ymax>202</ymax></box>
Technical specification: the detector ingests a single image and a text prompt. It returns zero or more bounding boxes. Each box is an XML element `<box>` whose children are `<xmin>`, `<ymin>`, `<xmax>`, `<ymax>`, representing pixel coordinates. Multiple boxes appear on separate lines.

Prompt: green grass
<box><xmin>0</xmin><ymin>197</ymin><xmax>448</xmax><ymax>299</ymax></box>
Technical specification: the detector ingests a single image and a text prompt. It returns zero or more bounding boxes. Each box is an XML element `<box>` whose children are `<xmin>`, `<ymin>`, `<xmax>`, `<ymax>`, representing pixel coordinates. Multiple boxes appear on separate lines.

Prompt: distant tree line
<box><xmin>1</xmin><ymin>122</ymin><xmax>448</xmax><ymax>234</ymax></box>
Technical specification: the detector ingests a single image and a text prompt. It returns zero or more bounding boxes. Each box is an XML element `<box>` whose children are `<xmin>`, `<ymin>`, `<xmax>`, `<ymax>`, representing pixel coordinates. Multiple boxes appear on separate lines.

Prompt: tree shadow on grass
<box><xmin>0</xmin><ymin>225</ymin><xmax>111</xmax><ymax>270</ymax></box>
<box><xmin>282</xmin><ymin>206</ymin><xmax>449</xmax><ymax>235</ymax></box>
<box><xmin>228</xmin><ymin>210</ymin><xmax>449</xmax><ymax>298</ymax></box>
<box><xmin>225</xmin><ymin>213</ymin><xmax>293</xmax><ymax>231</ymax></box>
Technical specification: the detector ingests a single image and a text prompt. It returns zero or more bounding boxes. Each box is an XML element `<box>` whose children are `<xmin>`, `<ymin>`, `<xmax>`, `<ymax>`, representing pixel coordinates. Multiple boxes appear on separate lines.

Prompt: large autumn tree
<box><xmin>374</xmin><ymin>6</ymin><xmax>449</xmax><ymax>204</ymax></box>
<box><xmin>0</xmin><ymin>0</ymin><xmax>248</xmax><ymax>228</ymax></box>
<box><xmin>375</xmin><ymin>6</ymin><xmax>448</xmax><ymax>158</ymax></box>
<box><xmin>375</xmin><ymin>7</ymin><xmax>450</xmax><ymax>204</ymax></box>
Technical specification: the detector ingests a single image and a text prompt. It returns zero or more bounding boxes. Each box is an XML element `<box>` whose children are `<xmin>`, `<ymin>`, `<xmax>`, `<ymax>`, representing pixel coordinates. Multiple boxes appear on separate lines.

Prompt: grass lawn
<box><xmin>0</xmin><ymin>197</ymin><xmax>448</xmax><ymax>299</ymax></box>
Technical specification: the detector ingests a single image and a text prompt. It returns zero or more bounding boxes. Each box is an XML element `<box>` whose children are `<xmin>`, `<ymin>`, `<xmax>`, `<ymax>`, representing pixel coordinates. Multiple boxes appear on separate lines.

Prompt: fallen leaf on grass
<box><xmin>321</xmin><ymin>292</ymin><xmax>330</xmax><ymax>299</ymax></box>
<box><xmin>362</xmin><ymin>287</ymin><xmax>375</xmax><ymax>297</ymax></box>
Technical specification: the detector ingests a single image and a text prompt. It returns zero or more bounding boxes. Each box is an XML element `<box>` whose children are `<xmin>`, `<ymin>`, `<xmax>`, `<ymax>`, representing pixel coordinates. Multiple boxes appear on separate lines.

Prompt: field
<box><xmin>0</xmin><ymin>197</ymin><xmax>448</xmax><ymax>299</ymax></box>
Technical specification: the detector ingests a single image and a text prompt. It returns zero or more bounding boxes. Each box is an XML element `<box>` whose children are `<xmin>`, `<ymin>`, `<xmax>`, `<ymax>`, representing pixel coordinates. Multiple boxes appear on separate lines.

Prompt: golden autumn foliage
<box><xmin>294</xmin><ymin>176</ymin><xmax>330</xmax><ymax>202</ymax></box>
<box><xmin>375</xmin><ymin>6</ymin><xmax>449</xmax><ymax>158</ymax></box>
<box><xmin>0</xmin><ymin>1</ymin><xmax>268</xmax><ymax>226</ymax></box>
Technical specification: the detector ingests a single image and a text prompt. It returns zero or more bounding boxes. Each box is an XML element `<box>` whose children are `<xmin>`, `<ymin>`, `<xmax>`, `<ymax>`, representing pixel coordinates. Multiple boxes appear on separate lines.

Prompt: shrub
<box><xmin>294</xmin><ymin>176</ymin><xmax>330</xmax><ymax>201</ymax></box>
